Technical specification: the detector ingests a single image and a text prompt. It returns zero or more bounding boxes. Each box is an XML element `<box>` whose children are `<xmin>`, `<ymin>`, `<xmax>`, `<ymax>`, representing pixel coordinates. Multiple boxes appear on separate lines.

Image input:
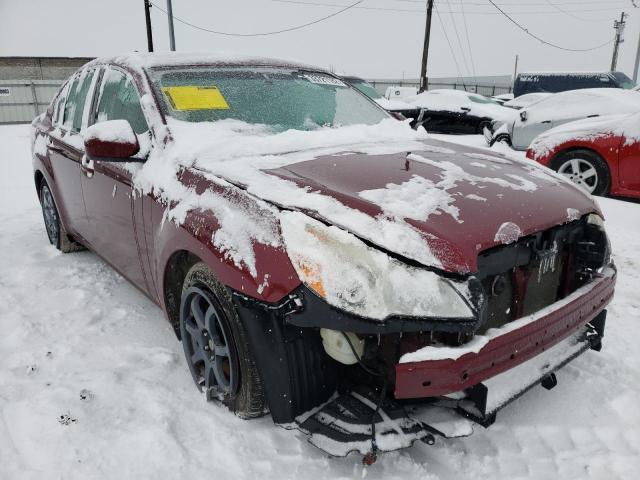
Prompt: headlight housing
<box><xmin>584</xmin><ymin>213</ymin><xmax>612</xmax><ymax>271</ymax></box>
<box><xmin>279</xmin><ymin>211</ymin><xmax>475</xmax><ymax>321</ymax></box>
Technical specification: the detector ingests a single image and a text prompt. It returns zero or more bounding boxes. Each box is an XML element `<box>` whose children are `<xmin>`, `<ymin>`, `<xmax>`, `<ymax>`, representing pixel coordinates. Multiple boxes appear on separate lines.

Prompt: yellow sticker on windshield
<box><xmin>162</xmin><ymin>86</ymin><xmax>230</xmax><ymax>111</ymax></box>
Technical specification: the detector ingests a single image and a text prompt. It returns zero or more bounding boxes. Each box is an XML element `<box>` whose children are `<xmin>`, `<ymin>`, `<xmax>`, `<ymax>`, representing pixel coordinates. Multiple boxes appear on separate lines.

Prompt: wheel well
<box><xmin>163</xmin><ymin>250</ymin><xmax>201</xmax><ymax>338</ymax></box>
<box><xmin>34</xmin><ymin>170</ymin><xmax>44</xmax><ymax>198</ymax></box>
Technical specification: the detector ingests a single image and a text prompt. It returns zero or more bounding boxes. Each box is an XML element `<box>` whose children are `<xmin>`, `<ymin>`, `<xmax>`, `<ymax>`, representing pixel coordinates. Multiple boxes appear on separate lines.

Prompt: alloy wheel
<box><xmin>180</xmin><ymin>286</ymin><xmax>239</xmax><ymax>399</ymax></box>
<box><xmin>558</xmin><ymin>158</ymin><xmax>599</xmax><ymax>193</ymax></box>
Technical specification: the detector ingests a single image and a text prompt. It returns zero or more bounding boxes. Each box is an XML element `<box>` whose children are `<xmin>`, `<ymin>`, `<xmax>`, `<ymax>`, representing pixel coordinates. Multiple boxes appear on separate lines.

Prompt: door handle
<box><xmin>81</xmin><ymin>155</ymin><xmax>95</xmax><ymax>178</ymax></box>
<box><xmin>541</xmin><ymin>120</ymin><xmax>552</xmax><ymax>124</ymax></box>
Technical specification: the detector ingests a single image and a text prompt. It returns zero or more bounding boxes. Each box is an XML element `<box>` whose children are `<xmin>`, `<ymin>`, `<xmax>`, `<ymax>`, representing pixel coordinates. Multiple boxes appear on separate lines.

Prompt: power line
<box><xmin>443</xmin><ymin>0</ymin><xmax>473</xmax><ymax>75</ymax></box>
<box><xmin>486</xmin><ymin>0</ymin><xmax>614</xmax><ymax>51</ymax></box>
<box><xmin>542</xmin><ymin>0</ymin><xmax>603</xmax><ymax>23</ymax></box>
<box><xmin>434</xmin><ymin>6</ymin><xmax>466</xmax><ymax>85</ymax></box>
<box><xmin>148</xmin><ymin>0</ymin><xmax>364</xmax><ymax>37</ymax></box>
<box><xmin>459</xmin><ymin>0</ymin><xmax>477</xmax><ymax>77</ymax></box>
<box><xmin>274</xmin><ymin>0</ymin><xmax>631</xmax><ymax>16</ymax></box>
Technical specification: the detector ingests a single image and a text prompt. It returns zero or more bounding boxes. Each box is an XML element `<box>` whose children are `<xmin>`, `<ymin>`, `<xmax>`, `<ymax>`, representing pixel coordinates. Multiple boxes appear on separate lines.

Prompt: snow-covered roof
<box><xmin>86</xmin><ymin>52</ymin><xmax>324</xmax><ymax>73</ymax></box>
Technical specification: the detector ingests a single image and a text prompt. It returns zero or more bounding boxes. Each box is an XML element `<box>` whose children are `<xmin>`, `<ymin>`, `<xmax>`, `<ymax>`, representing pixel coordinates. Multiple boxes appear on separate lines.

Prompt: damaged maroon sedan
<box><xmin>31</xmin><ymin>53</ymin><xmax>615</xmax><ymax>461</ymax></box>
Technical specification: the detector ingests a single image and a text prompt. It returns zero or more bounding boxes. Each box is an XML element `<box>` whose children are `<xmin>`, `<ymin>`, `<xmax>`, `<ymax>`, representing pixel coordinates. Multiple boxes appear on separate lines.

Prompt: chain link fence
<box><xmin>367</xmin><ymin>79</ymin><xmax>513</xmax><ymax>98</ymax></box>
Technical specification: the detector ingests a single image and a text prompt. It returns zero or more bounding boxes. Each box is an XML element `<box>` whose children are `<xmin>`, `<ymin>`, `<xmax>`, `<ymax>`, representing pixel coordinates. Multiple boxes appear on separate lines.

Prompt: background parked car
<box><xmin>491</xmin><ymin>92</ymin><xmax>514</xmax><ymax>105</ymax></box>
<box><xmin>526</xmin><ymin>112</ymin><xmax>640</xmax><ymax>198</ymax></box>
<box><xmin>486</xmin><ymin>88</ymin><xmax>640</xmax><ymax>150</ymax></box>
<box><xmin>513</xmin><ymin>71</ymin><xmax>636</xmax><ymax>97</ymax></box>
<box><xmin>385</xmin><ymin>85</ymin><xmax>419</xmax><ymax>100</ymax></box>
<box><xmin>502</xmin><ymin>92</ymin><xmax>553</xmax><ymax>110</ymax></box>
<box><xmin>403</xmin><ymin>89</ymin><xmax>516</xmax><ymax>134</ymax></box>
<box><xmin>341</xmin><ymin>76</ymin><xmax>420</xmax><ymax>122</ymax></box>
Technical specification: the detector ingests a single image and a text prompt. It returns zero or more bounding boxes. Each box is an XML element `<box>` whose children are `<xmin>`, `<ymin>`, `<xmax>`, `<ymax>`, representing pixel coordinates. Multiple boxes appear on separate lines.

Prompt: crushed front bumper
<box><xmin>395</xmin><ymin>267</ymin><xmax>616</xmax><ymax>400</ymax></box>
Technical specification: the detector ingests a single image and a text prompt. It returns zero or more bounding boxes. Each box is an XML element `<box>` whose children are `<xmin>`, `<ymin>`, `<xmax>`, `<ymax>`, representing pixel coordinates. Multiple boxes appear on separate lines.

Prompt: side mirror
<box><xmin>519</xmin><ymin>110</ymin><xmax>528</xmax><ymax>122</ymax></box>
<box><xmin>83</xmin><ymin>119</ymin><xmax>142</xmax><ymax>162</ymax></box>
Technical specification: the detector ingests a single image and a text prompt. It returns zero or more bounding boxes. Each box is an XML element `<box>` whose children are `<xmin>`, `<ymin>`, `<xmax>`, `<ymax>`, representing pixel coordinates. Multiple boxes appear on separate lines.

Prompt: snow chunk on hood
<box><xmin>494</xmin><ymin>222</ymin><xmax>522</xmax><ymax>244</ymax></box>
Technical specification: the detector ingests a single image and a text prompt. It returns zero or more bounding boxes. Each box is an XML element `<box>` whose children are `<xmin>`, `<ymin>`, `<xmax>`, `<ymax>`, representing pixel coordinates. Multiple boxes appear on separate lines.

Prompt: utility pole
<box><xmin>513</xmin><ymin>54</ymin><xmax>519</xmax><ymax>80</ymax></box>
<box><xmin>167</xmin><ymin>0</ymin><xmax>176</xmax><ymax>51</ymax></box>
<box><xmin>610</xmin><ymin>12</ymin><xmax>627</xmax><ymax>71</ymax></box>
<box><xmin>419</xmin><ymin>0</ymin><xmax>435</xmax><ymax>93</ymax></box>
<box><xmin>143</xmin><ymin>0</ymin><xmax>154</xmax><ymax>52</ymax></box>
<box><xmin>633</xmin><ymin>29</ymin><xmax>640</xmax><ymax>82</ymax></box>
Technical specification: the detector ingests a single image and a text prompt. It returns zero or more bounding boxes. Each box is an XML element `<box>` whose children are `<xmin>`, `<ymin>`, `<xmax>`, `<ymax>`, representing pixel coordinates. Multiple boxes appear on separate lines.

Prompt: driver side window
<box><xmin>93</xmin><ymin>69</ymin><xmax>149</xmax><ymax>135</ymax></box>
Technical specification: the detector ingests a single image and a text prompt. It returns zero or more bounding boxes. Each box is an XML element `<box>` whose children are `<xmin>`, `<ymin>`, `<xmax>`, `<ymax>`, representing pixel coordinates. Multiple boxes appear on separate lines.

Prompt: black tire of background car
<box><xmin>39</xmin><ymin>181</ymin><xmax>85</xmax><ymax>253</ymax></box>
<box><xmin>476</xmin><ymin>120</ymin><xmax>492</xmax><ymax>135</ymax></box>
<box><xmin>550</xmin><ymin>149</ymin><xmax>611</xmax><ymax>197</ymax></box>
<box><xmin>180</xmin><ymin>262</ymin><xmax>266</xmax><ymax>419</ymax></box>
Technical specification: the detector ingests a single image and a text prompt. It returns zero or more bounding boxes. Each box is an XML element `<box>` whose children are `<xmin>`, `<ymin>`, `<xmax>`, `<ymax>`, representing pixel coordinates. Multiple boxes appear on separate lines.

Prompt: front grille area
<box><xmin>475</xmin><ymin>217</ymin><xmax>606</xmax><ymax>334</ymax></box>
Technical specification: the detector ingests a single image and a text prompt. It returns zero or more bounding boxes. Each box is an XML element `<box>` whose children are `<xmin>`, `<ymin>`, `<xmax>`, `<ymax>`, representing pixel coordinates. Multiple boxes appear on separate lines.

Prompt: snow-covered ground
<box><xmin>1</xmin><ymin>124</ymin><xmax>639</xmax><ymax>479</ymax></box>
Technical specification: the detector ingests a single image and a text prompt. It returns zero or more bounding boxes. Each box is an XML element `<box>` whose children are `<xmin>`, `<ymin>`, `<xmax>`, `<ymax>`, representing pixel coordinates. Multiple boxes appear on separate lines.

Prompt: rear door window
<box><xmin>62</xmin><ymin>69</ymin><xmax>96</xmax><ymax>133</ymax></box>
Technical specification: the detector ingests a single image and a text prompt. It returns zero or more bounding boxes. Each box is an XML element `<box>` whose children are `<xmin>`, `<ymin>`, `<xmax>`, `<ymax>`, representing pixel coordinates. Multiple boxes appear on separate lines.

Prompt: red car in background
<box><xmin>527</xmin><ymin>113</ymin><xmax>640</xmax><ymax>198</ymax></box>
<box><xmin>30</xmin><ymin>53</ymin><xmax>615</xmax><ymax>461</ymax></box>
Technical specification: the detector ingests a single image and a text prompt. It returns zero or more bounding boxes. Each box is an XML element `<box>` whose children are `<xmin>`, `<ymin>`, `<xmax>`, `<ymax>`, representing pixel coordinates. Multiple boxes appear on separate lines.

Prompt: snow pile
<box><xmin>359</xmin><ymin>175</ymin><xmax>461</xmax><ymax>223</ymax></box>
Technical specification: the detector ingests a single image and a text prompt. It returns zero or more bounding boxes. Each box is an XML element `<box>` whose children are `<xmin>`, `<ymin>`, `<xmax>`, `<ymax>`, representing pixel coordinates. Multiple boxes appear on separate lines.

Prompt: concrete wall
<box><xmin>0</xmin><ymin>56</ymin><xmax>94</xmax><ymax>81</ymax></box>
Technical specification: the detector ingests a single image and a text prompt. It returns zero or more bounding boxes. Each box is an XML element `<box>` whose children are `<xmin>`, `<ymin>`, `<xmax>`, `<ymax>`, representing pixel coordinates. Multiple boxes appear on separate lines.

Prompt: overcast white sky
<box><xmin>1</xmin><ymin>0</ymin><xmax>639</xmax><ymax>79</ymax></box>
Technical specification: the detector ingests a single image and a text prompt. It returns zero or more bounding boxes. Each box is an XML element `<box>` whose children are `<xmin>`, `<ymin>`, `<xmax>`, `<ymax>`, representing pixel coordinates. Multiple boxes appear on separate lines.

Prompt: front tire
<box><xmin>179</xmin><ymin>262</ymin><xmax>265</xmax><ymax>418</ymax></box>
<box><xmin>551</xmin><ymin>149</ymin><xmax>610</xmax><ymax>196</ymax></box>
<box><xmin>39</xmin><ymin>181</ymin><xmax>84</xmax><ymax>253</ymax></box>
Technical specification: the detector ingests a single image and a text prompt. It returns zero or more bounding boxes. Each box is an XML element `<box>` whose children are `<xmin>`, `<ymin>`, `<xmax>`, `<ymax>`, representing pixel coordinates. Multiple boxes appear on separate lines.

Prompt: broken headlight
<box><xmin>579</xmin><ymin>213</ymin><xmax>612</xmax><ymax>272</ymax></box>
<box><xmin>279</xmin><ymin>211</ymin><xmax>475</xmax><ymax>321</ymax></box>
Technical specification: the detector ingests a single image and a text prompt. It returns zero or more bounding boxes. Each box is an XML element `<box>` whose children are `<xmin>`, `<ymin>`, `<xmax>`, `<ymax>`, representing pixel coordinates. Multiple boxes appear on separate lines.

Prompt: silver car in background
<box><xmin>485</xmin><ymin>88</ymin><xmax>640</xmax><ymax>150</ymax></box>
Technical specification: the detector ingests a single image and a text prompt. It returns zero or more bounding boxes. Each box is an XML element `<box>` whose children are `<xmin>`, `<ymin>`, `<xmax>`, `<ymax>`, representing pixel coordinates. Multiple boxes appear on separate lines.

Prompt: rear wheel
<box><xmin>179</xmin><ymin>262</ymin><xmax>265</xmax><ymax>418</ymax></box>
<box><xmin>39</xmin><ymin>181</ymin><xmax>84</xmax><ymax>253</ymax></box>
<box><xmin>551</xmin><ymin>149</ymin><xmax>610</xmax><ymax>196</ymax></box>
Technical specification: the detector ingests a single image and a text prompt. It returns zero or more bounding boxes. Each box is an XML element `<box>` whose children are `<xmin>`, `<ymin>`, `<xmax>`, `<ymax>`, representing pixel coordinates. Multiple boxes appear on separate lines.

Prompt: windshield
<box><xmin>349</xmin><ymin>80</ymin><xmax>382</xmax><ymax>100</ymax></box>
<box><xmin>612</xmin><ymin>71</ymin><xmax>636</xmax><ymax>89</ymax></box>
<box><xmin>468</xmin><ymin>93</ymin><xmax>500</xmax><ymax>105</ymax></box>
<box><xmin>149</xmin><ymin>67</ymin><xmax>388</xmax><ymax>131</ymax></box>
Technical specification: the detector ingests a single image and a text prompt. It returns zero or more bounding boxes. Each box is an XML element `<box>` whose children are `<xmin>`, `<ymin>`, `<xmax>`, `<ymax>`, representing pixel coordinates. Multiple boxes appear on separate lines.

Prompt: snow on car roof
<box><xmin>521</xmin><ymin>88</ymin><xmax>640</xmax><ymax>124</ymax></box>
<box><xmin>87</xmin><ymin>51</ymin><xmax>323</xmax><ymax>73</ymax></box>
<box><xmin>403</xmin><ymin>89</ymin><xmax>517</xmax><ymax>122</ymax></box>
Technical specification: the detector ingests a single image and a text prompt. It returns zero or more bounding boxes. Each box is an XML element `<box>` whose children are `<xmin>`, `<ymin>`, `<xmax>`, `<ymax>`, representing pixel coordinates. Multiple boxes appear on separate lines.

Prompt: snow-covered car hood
<box><xmin>261</xmin><ymin>144</ymin><xmax>598</xmax><ymax>273</ymax></box>
<box><xmin>403</xmin><ymin>90</ymin><xmax>518</xmax><ymax>123</ymax></box>
<box><xmin>529</xmin><ymin>112</ymin><xmax>640</xmax><ymax>158</ymax></box>
<box><xmin>139</xmin><ymin>118</ymin><xmax>599</xmax><ymax>275</ymax></box>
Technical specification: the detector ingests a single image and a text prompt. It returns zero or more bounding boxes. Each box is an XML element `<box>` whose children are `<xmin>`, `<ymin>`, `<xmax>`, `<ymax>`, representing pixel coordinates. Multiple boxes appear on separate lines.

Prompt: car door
<box><xmin>618</xmin><ymin>134</ymin><xmax>640</xmax><ymax>194</ymax></box>
<box><xmin>81</xmin><ymin>66</ymin><xmax>153</xmax><ymax>295</ymax></box>
<box><xmin>46</xmin><ymin>69</ymin><xmax>97</xmax><ymax>239</ymax></box>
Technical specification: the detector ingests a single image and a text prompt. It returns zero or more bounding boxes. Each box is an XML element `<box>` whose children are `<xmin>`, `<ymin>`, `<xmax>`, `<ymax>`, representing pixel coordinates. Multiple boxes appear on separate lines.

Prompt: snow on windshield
<box><xmin>149</xmin><ymin>67</ymin><xmax>388</xmax><ymax>131</ymax></box>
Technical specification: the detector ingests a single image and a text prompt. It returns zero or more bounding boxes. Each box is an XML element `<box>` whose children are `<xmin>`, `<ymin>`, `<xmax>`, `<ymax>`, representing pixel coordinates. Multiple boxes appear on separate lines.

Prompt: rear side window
<box><xmin>62</xmin><ymin>70</ymin><xmax>95</xmax><ymax>132</ymax></box>
<box><xmin>94</xmin><ymin>69</ymin><xmax>148</xmax><ymax>134</ymax></box>
<box><xmin>52</xmin><ymin>82</ymin><xmax>70</xmax><ymax>126</ymax></box>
